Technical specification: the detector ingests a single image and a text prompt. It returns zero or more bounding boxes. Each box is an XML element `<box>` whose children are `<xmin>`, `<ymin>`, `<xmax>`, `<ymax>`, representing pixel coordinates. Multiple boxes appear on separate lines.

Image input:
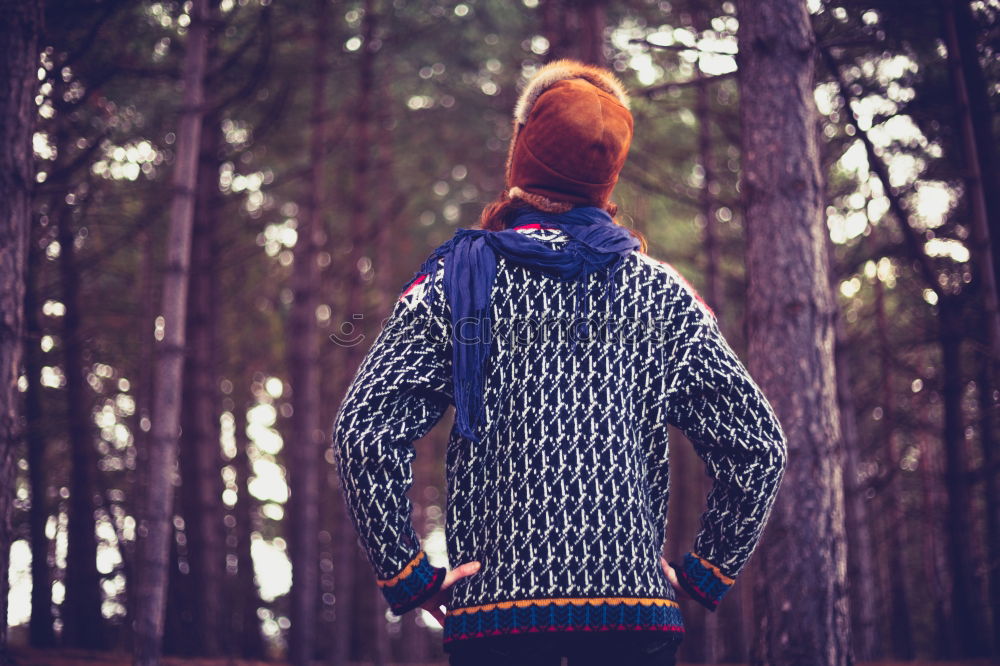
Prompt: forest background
<box><xmin>0</xmin><ymin>0</ymin><xmax>998</xmax><ymax>665</ymax></box>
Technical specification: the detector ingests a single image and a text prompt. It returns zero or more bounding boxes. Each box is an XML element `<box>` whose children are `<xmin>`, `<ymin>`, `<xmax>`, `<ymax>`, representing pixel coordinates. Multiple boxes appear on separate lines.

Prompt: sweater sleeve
<box><xmin>658</xmin><ymin>270</ymin><xmax>788</xmax><ymax>613</ymax></box>
<box><xmin>330</xmin><ymin>261</ymin><xmax>453</xmax><ymax>616</ymax></box>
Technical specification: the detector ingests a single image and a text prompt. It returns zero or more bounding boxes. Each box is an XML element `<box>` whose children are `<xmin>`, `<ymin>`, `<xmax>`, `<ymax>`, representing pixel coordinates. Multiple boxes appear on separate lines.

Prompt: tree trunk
<box><xmin>873</xmin><ymin>274</ymin><xmax>914</xmax><ymax>659</ymax></box>
<box><xmin>125</xmin><ymin>224</ymin><xmax>158</xmax><ymax>654</ymax></box>
<box><xmin>829</xmin><ymin>243</ymin><xmax>878</xmax><ymax>662</ymax></box>
<box><xmin>323</xmin><ymin>215</ymin><xmax>355</xmax><ymax>665</ymax></box>
<box><xmin>178</xmin><ymin>109</ymin><xmax>224</xmax><ymax>656</ymax></box>
<box><xmin>352</xmin><ymin>545</ymin><xmax>375</xmax><ymax>660</ymax></box>
<box><xmin>133</xmin><ymin>0</ymin><xmax>209</xmax><ymax>662</ymax></box>
<box><xmin>287</xmin><ymin>0</ymin><xmax>329</xmax><ymax>663</ymax></box>
<box><xmin>373</xmin><ymin>47</ymin><xmax>397</xmax><ymax>317</ymax></box>
<box><xmin>326</xmin><ymin>198</ymin><xmax>356</xmax><ymax>665</ymax></box>
<box><xmin>162</xmin><ymin>512</ymin><xmax>188</xmax><ymax>656</ymax></box>
<box><xmin>941</xmin><ymin>2</ymin><xmax>1000</xmax><ymax>652</ymax></box>
<box><xmin>0</xmin><ymin>2</ymin><xmax>40</xmax><ymax>661</ymax></box>
<box><xmin>976</xmin><ymin>344</ymin><xmax>1000</xmax><ymax>658</ymax></box>
<box><xmin>24</xmin><ymin>221</ymin><xmax>56</xmax><ymax>648</ymax></box>
<box><xmin>940</xmin><ymin>0</ymin><xmax>1000</xmax><ymax>350</ymax></box>
<box><xmin>327</xmin><ymin>337</ymin><xmax>357</xmax><ymax>665</ymax></box>
<box><xmin>540</xmin><ymin>0</ymin><xmax>576</xmax><ymax>63</ymax></box>
<box><xmin>539</xmin><ymin>0</ymin><xmax>605</xmax><ymax>66</ymax></box>
<box><xmin>344</xmin><ymin>0</ymin><xmax>376</xmax><ymax>332</ymax></box>
<box><xmin>330</xmin><ymin>442</ymin><xmax>356</xmax><ymax>665</ymax></box>
<box><xmin>370</xmin><ymin>24</ymin><xmax>411</xmax><ymax>662</ymax></box>
<box><xmin>339</xmin><ymin>3</ymin><xmax>384</xmax><ymax>658</ymax></box>
<box><xmin>917</xmin><ymin>361</ymin><xmax>953</xmax><ymax>659</ymax></box>
<box><xmin>577</xmin><ymin>0</ymin><xmax>606</xmax><ymax>67</ymax></box>
<box><xmin>937</xmin><ymin>294</ymin><xmax>990</xmax><ymax>657</ymax></box>
<box><xmin>946</xmin><ymin>0</ymin><xmax>1000</xmax><ymax>286</ymax></box>
<box><xmin>736</xmin><ymin>1</ymin><xmax>851</xmax><ymax>664</ymax></box>
<box><xmin>58</xmin><ymin>205</ymin><xmax>107</xmax><ymax>650</ymax></box>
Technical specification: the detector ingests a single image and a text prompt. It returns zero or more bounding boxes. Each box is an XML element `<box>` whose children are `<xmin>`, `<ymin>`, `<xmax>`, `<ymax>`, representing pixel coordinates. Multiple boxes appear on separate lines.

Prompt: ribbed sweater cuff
<box><xmin>376</xmin><ymin>550</ymin><xmax>447</xmax><ymax>616</ymax></box>
<box><xmin>669</xmin><ymin>551</ymin><xmax>734</xmax><ymax>612</ymax></box>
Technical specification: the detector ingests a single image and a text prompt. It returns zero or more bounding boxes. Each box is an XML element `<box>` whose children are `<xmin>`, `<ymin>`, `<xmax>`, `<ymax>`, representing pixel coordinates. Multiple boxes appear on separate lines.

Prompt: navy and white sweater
<box><xmin>330</xmin><ymin>223</ymin><xmax>788</xmax><ymax>650</ymax></box>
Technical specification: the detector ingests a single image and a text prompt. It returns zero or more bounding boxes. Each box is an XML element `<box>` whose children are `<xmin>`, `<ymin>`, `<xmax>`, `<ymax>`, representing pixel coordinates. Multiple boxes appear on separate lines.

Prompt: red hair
<box><xmin>477</xmin><ymin>192</ymin><xmax>648</xmax><ymax>254</ymax></box>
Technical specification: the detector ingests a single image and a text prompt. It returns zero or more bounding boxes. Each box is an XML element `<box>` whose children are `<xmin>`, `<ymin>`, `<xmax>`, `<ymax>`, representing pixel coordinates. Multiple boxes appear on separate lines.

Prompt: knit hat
<box><xmin>504</xmin><ymin>59</ymin><xmax>633</xmax><ymax>213</ymax></box>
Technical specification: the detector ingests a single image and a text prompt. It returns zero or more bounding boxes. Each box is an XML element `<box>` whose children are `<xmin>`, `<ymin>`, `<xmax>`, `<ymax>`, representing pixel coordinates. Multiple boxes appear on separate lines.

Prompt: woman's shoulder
<box><xmin>397</xmin><ymin>256</ymin><xmax>446</xmax><ymax>312</ymax></box>
<box><xmin>629</xmin><ymin>252</ymin><xmax>717</xmax><ymax>323</ymax></box>
<box><xmin>631</xmin><ymin>250</ymin><xmax>684</xmax><ymax>279</ymax></box>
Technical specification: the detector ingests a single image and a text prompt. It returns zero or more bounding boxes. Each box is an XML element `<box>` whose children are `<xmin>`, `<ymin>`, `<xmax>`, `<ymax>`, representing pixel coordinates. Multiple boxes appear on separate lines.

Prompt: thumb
<box><xmin>444</xmin><ymin>561</ymin><xmax>482</xmax><ymax>588</ymax></box>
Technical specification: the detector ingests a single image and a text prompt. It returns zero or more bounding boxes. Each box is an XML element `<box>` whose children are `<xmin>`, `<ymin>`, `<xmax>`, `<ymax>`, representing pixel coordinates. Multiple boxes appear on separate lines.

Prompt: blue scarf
<box><xmin>405</xmin><ymin>206</ymin><xmax>641</xmax><ymax>443</ymax></box>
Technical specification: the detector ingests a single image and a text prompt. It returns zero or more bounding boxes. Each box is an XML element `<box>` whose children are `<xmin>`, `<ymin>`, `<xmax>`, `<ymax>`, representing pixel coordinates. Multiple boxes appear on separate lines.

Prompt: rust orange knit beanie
<box><xmin>504</xmin><ymin>59</ymin><xmax>633</xmax><ymax>212</ymax></box>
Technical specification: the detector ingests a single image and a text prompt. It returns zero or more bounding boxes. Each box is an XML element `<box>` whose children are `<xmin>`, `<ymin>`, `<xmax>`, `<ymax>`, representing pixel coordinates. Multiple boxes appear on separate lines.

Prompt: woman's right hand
<box><xmin>420</xmin><ymin>561</ymin><xmax>482</xmax><ymax>628</ymax></box>
<box><xmin>661</xmin><ymin>556</ymin><xmax>694</xmax><ymax>601</ymax></box>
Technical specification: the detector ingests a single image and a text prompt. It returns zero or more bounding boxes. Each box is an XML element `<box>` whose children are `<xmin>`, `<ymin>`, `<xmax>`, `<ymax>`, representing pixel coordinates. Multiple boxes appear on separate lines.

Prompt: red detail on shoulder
<box><xmin>399</xmin><ymin>273</ymin><xmax>427</xmax><ymax>300</ymax></box>
<box><xmin>513</xmin><ymin>223</ymin><xmax>561</xmax><ymax>231</ymax></box>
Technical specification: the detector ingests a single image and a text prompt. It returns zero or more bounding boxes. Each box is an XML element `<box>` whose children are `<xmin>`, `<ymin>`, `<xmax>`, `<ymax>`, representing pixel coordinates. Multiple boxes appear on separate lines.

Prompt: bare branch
<box><xmin>818</xmin><ymin>42</ymin><xmax>945</xmax><ymax>298</ymax></box>
<box><xmin>635</xmin><ymin>70</ymin><xmax>736</xmax><ymax>99</ymax></box>
<box><xmin>629</xmin><ymin>38</ymin><xmax>737</xmax><ymax>57</ymax></box>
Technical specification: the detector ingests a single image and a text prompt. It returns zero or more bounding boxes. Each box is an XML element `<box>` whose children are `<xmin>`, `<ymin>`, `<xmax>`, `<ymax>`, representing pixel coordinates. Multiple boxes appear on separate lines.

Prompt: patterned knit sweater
<box><xmin>330</xmin><ymin>223</ymin><xmax>788</xmax><ymax>651</ymax></box>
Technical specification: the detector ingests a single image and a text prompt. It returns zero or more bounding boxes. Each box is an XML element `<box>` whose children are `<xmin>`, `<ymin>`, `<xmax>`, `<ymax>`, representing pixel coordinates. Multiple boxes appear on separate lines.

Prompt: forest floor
<box><xmin>7</xmin><ymin>646</ymin><xmax>1000</xmax><ymax>666</ymax></box>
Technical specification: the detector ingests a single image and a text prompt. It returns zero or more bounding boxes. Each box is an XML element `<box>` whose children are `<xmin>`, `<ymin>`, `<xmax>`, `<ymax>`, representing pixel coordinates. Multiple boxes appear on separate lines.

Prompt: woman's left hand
<box><xmin>420</xmin><ymin>561</ymin><xmax>482</xmax><ymax>627</ymax></box>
